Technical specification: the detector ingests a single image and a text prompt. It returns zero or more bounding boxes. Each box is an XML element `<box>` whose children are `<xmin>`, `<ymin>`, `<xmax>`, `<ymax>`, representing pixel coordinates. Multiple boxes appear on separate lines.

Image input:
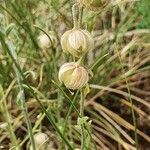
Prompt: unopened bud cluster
<box><xmin>58</xmin><ymin>4</ymin><xmax>95</xmax><ymax>90</ymax></box>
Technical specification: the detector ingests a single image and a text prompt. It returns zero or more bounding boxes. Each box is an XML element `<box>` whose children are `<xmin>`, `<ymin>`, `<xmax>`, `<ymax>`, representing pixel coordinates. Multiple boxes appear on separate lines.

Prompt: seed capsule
<box><xmin>38</xmin><ymin>32</ymin><xmax>57</xmax><ymax>49</ymax></box>
<box><xmin>58</xmin><ymin>62</ymin><xmax>89</xmax><ymax>90</ymax></box>
<box><xmin>34</xmin><ymin>132</ymin><xmax>48</xmax><ymax>146</ymax></box>
<box><xmin>61</xmin><ymin>28</ymin><xmax>94</xmax><ymax>58</ymax></box>
<box><xmin>78</xmin><ymin>0</ymin><xmax>108</xmax><ymax>11</ymax></box>
<box><xmin>29</xmin><ymin>132</ymin><xmax>48</xmax><ymax>150</ymax></box>
<box><xmin>30</xmin><ymin>132</ymin><xmax>56</xmax><ymax>150</ymax></box>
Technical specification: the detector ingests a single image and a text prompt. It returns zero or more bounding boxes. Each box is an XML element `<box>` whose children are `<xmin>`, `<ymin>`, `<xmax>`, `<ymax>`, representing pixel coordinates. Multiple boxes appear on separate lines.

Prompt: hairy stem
<box><xmin>72</xmin><ymin>3</ymin><xmax>79</xmax><ymax>29</ymax></box>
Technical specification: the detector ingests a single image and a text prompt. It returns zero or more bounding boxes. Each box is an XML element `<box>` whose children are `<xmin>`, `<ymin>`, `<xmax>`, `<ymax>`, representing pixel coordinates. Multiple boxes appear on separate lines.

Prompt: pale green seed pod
<box><xmin>78</xmin><ymin>0</ymin><xmax>108</xmax><ymax>11</ymax></box>
<box><xmin>58</xmin><ymin>62</ymin><xmax>89</xmax><ymax>90</ymax></box>
<box><xmin>38</xmin><ymin>32</ymin><xmax>57</xmax><ymax>49</ymax></box>
<box><xmin>61</xmin><ymin>28</ymin><xmax>94</xmax><ymax>58</ymax></box>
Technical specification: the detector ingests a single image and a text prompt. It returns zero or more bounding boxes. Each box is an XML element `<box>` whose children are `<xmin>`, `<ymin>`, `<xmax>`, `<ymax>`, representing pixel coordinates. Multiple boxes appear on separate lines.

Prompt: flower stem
<box><xmin>80</xmin><ymin>89</ymin><xmax>85</xmax><ymax>150</ymax></box>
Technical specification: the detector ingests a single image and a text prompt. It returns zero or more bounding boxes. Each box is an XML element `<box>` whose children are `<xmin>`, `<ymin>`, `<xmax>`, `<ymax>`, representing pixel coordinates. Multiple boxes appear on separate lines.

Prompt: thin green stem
<box><xmin>63</xmin><ymin>90</ymin><xmax>80</xmax><ymax>134</ymax></box>
<box><xmin>34</xmin><ymin>25</ymin><xmax>58</xmax><ymax>74</ymax></box>
<box><xmin>89</xmin><ymin>53</ymin><xmax>109</xmax><ymax>70</ymax></box>
<box><xmin>2</xmin><ymin>100</ymin><xmax>19</xmax><ymax>149</ymax></box>
<box><xmin>13</xmin><ymin>55</ymin><xmax>36</xmax><ymax>150</ymax></box>
<box><xmin>116</xmin><ymin>48</ymin><xmax>139</xmax><ymax>149</ymax></box>
<box><xmin>80</xmin><ymin>89</ymin><xmax>85</xmax><ymax>150</ymax></box>
<box><xmin>0</xmin><ymin>85</ymin><xmax>18</xmax><ymax>148</ymax></box>
<box><xmin>52</xmin><ymin>80</ymin><xmax>80</xmax><ymax>115</ymax></box>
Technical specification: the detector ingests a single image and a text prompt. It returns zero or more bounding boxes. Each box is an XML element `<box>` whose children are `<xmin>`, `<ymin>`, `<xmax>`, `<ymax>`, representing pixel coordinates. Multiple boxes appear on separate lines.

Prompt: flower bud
<box><xmin>78</xmin><ymin>0</ymin><xmax>108</xmax><ymax>11</ymax></box>
<box><xmin>38</xmin><ymin>32</ymin><xmax>57</xmax><ymax>49</ymax></box>
<box><xmin>58</xmin><ymin>62</ymin><xmax>89</xmax><ymax>90</ymax></box>
<box><xmin>61</xmin><ymin>28</ymin><xmax>94</xmax><ymax>58</ymax></box>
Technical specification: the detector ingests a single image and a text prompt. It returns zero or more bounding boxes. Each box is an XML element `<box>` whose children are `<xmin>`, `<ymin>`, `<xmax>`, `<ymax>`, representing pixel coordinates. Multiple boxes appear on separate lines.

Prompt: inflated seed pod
<box><xmin>38</xmin><ymin>32</ymin><xmax>57</xmax><ymax>49</ymax></box>
<box><xmin>58</xmin><ymin>62</ymin><xmax>89</xmax><ymax>90</ymax></box>
<box><xmin>34</xmin><ymin>132</ymin><xmax>48</xmax><ymax>146</ymax></box>
<box><xmin>78</xmin><ymin>0</ymin><xmax>108</xmax><ymax>11</ymax></box>
<box><xmin>61</xmin><ymin>28</ymin><xmax>94</xmax><ymax>58</ymax></box>
<box><xmin>30</xmin><ymin>132</ymin><xmax>49</xmax><ymax>150</ymax></box>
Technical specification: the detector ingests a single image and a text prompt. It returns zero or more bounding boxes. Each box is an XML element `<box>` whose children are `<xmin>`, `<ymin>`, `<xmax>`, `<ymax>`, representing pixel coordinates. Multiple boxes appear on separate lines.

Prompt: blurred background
<box><xmin>0</xmin><ymin>0</ymin><xmax>150</xmax><ymax>149</ymax></box>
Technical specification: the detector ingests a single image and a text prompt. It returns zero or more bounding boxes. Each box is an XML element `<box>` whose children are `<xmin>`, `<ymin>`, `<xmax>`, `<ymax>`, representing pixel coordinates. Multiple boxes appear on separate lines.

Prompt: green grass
<box><xmin>0</xmin><ymin>0</ymin><xmax>150</xmax><ymax>149</ymax></box>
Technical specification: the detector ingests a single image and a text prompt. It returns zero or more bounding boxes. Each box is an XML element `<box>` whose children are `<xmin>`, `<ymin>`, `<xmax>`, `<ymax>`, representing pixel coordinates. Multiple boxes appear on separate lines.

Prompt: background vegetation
<box><xmin>0</xmin><ymin>0</ymin><xmax>150</xmax><ymax>149</ymax></box>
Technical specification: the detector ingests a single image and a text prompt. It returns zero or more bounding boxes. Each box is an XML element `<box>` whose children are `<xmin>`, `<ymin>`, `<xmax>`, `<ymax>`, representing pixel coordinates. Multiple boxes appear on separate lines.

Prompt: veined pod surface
<box><xmin>61</xmin><ymin>28</ymin><xmax>94</xmax><ymax>58</ymax></box>
<box><xmin>38</xmin><ymin>32</ymin><xmax>57</xmax><ymax>49</ymax></box>
<box><xmin>78</xmin><ymin>0</ymin><xmax>108</xmax><ymax>11</ymax></box>
<box><xmin>58</xmin><ymin>62</ymin><xmax>89</xmax><ymax>90</ymax></box>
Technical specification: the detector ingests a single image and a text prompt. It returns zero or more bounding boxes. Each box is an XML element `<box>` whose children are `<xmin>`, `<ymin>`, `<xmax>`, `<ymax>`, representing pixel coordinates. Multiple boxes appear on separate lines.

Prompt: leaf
<box><xmin>83</xmin><ymin>84</ymin><xmax>90</xmax><ymax>96</ymax></box>
<box><xmin>5</xmin><ymin>23</ymin><xmax>15</xmax><ymax>36</ymax></box>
